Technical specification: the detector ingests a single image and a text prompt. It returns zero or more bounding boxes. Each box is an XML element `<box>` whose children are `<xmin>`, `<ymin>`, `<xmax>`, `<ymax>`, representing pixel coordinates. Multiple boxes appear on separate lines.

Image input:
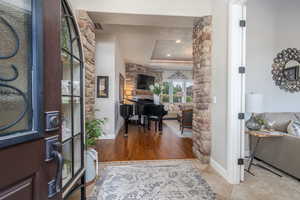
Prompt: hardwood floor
<box><xmin>97</xmin><ymin>122</ymin><xmax>195</xmax><ymax>162</ymax></box>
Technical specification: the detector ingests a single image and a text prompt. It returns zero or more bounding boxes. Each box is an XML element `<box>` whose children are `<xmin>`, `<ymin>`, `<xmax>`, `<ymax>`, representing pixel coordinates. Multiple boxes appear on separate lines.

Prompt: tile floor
<box><xmin>194</xmin><ymin>159</ymin><xmax>300</xmax><ymax>200</ymax></box>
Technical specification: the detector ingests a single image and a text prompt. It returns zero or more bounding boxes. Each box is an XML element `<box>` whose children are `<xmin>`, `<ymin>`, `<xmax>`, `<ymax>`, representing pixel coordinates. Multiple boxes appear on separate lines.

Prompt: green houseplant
<box><xmin>85</xmin><ymin>119</ymin><xmax>106</xmax><ymax>147</ymax></box>
<box><xmin>85</xmin><ymin>118</ymin><xmax>106</xmax><ymax>183</ymax></box>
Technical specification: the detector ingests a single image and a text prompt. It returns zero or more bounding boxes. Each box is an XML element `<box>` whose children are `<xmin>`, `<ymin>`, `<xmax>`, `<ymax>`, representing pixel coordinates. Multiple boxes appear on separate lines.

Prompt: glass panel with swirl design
<box><xmin>0</xmin><ymin>0</ymin><xmax>32</xmax><ymax>135</ymax></box>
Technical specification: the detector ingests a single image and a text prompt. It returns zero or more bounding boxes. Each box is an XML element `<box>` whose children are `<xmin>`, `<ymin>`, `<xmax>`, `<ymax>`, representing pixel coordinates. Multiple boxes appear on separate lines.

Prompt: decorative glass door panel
<box><xmin>0</xmin><ymin>0</ymin><xmax>42</xmax><ymax>144</ymax></box>
<box><xmin>60</xmin><ymin>0</ymin><xmax>84</xmax><ymax>195</ymax></box>
<box><xmin>0</xmin><ymin>0</ymin><xmax>32</xmax><ymax>135</ymax></box>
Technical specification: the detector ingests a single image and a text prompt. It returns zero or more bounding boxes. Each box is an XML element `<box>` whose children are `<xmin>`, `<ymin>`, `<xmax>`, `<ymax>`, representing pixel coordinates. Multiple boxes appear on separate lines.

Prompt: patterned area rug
<box><xmin>89</xmin><ymin>160</ymin><xmax>216</xmax><ymax>200</ymax></box>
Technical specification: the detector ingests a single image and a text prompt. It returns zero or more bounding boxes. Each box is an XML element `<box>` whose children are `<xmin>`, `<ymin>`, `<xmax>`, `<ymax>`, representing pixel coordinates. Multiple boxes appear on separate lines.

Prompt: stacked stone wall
<box><xmin>192</xmin><ymin>16</ymin><xmax>213</xmax><ymax>163</ymax></box>
<box><xmin>76</xmin><ymin>10</ymin><xmax>96</xmax><ymax>121</ymax></box>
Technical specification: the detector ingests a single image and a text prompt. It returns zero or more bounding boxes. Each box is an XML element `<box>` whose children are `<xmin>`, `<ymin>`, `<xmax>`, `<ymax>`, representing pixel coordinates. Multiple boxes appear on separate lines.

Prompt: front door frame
<box><xmin>227</xmin><ymin>0</ymin><xmax>247</xmax><ymax>184</ymax></box>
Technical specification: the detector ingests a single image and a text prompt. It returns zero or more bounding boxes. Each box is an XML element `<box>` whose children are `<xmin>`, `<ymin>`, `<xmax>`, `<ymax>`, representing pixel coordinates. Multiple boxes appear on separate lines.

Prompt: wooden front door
<box><xmin>0</xmin><ymin>0</ymin><xmax>62</xmax><ymax>199</ymax></box>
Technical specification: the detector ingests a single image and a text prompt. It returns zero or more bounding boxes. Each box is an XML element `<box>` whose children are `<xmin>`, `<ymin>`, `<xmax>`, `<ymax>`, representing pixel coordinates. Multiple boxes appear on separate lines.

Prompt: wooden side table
<box><xmin>245</xmin><ymin>130</ymin><xmax>285</xmax><ymax>177</ymax></box>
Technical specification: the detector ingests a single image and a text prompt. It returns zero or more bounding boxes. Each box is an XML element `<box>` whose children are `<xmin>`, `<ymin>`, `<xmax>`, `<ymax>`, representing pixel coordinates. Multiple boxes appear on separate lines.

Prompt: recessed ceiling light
<box><xmin>176</xmin><ymin>40</ymin><xmax>181</xmax><ymax>43</ymax></box>
<box><xmin>167</xmin><ymin>54</ymin><xmax>171</xmax><ymax>57</ymax></box>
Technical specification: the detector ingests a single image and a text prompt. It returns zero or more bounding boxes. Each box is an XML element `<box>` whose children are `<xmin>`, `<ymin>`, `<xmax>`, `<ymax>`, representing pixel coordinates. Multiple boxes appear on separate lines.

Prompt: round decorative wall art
<box><xmin>272</xmin><ymin>48</ymin><xmax>300</xmax><ymax>93</ymax></box>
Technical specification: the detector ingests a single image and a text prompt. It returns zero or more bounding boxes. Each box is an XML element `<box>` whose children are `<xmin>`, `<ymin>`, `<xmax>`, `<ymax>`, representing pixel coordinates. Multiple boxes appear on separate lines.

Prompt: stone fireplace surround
<box><xmin>125</xmin><ymin>63</ymin><xmax>162</xmax><ymax>100</ymax></box>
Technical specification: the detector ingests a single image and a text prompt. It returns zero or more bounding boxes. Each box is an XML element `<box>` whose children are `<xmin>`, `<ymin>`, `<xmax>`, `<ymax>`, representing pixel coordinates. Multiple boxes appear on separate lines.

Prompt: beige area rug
<box><xmin>88</xmin><ymin>159</ymin><xmax>217</xmax><ymax>200</ymax></box>
<box><xmin>164</xmin><ymin>120</ymin><xmax>193</xmax><ymax>138</ymax></box>
<box><xmin>88</xmin><ymin>159</ymin><xmax>300</xmax><ymax>200</ymax></box>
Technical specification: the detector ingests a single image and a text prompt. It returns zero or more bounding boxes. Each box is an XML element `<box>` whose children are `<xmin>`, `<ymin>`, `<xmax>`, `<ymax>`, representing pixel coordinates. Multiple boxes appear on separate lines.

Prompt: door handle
<box><xmin>45</xmin><ymin>137</ymin><xmax>64</xmax><ymax>198</ymax></box>
<box><xmin>52</xmin><ymin>142</ymin><xmax>63</xmax><ymax>193</ymax></box>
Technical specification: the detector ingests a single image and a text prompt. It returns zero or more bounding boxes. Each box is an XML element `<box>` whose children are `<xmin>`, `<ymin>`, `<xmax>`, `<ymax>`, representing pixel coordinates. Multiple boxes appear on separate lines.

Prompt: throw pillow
<box><xmin>287</xmin><ymin>120</ymin><xmax>300</xmax><ymax>136</ymax></box>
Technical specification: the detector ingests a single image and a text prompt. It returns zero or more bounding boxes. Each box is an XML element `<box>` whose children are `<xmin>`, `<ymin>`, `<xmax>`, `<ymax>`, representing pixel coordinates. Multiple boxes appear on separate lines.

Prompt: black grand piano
<box><xmin>120</xmin><ymin>98</ymin><xmax>168</xmax><ymax>137</ymax></box>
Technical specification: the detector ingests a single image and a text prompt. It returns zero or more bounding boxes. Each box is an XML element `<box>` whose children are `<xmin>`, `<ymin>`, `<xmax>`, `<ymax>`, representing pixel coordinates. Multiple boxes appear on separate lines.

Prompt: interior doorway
<box><xmin>84</xmin><ymin>11</ymin><xmax>213</xmax><ymax>164</ymax></box>
<box><xmin>230</xmin><ymin>0</ymin><xmax>300</xmax><ymax>189</ymax></box>
<box><xmin>90</xmin><ymin>13</ymin><xmax>197</xmax><ymax>162</ymax></box>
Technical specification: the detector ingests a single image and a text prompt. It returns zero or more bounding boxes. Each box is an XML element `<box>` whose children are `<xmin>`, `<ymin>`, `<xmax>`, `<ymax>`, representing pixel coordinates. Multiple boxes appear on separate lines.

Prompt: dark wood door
<box><xmin>0</xmin><ymin>0</ymin><xmax>62</xmax><ymax>199</ymax></box>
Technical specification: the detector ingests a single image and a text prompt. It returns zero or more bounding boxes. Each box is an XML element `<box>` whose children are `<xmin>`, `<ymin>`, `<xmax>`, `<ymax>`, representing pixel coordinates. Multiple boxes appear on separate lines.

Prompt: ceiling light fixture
<box><xmin>176</xmin><ymin>40</ymin><xmax>181</xmax><ymax>43</ymax></box>
<box><xmin>167</xmin><ymin>54</ymin><xmax>171</xmax><ymax>57</ymax></box>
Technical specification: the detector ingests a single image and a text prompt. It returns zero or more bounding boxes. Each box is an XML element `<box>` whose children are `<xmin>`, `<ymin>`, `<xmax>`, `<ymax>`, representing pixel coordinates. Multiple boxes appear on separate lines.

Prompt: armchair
<box><xmin>177</xmin><ymin>109</ymin><xmax>193</xmax><ymax>134</ymax></box>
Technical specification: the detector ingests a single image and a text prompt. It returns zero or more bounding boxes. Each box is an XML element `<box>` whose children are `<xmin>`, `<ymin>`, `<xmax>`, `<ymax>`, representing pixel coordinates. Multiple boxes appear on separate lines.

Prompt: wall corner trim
<box><xmin>210</xmin><ymin>158</ymin><xmax>231</xmax><ymax>184</ymax></box>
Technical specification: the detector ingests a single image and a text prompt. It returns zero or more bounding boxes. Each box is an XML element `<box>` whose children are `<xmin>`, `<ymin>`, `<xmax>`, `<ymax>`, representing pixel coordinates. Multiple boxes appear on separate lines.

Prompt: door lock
<box><xmin>45</xmin><ymin>111</ymin><xmax>60</xmax><ymax>132</ymax></box>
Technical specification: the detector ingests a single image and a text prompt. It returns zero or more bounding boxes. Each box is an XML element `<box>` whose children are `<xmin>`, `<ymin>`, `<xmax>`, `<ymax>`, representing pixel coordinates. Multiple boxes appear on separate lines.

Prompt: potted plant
<box><xmin>85</xmin><ymin>118</ymin><xmax>106</xmax><ymax>184</ymax></box>
<box><xmin>149</xmin><ymin>83</ymin><xmax>164</xmax><ymax>105</ymax></box>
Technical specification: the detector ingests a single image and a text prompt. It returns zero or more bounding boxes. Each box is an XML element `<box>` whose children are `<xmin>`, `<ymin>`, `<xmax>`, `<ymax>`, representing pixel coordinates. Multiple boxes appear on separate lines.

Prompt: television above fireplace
<box><xmin>137</xmin><ymin>74</ymin><xmax>155</xmax><ymax>90</ymax></box>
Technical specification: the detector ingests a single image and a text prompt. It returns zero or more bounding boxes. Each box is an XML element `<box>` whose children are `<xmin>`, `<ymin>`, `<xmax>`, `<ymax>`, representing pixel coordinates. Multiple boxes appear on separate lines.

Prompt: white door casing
<box><xmin>227</xmin><ymin>0</ymin><xmax>247</xmax><ymax>184</ymax></box>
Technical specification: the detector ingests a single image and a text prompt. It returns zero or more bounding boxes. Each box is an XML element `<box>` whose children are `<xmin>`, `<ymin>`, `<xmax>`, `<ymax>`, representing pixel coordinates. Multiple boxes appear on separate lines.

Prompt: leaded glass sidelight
<box><xmin>0</xmin><ymin>0</ymin><xmax>42</xmax><ymax>145</ymax></box>
<box><xmin>60</xmin><ymin>0</ymin><xmax>84</xmax><ymax>191</ymax></box>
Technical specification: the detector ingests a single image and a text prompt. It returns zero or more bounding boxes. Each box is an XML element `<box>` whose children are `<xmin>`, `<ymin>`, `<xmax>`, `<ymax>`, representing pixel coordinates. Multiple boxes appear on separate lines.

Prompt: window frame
<box><xmin>162</xmin><ymin>80</ymin><xmax>193</xmax><ymax>104</ymax></box>
<box><xmin>61</xmin><ymin>0</ymin><xmax>85</xmax><ymax>192</ymax></box>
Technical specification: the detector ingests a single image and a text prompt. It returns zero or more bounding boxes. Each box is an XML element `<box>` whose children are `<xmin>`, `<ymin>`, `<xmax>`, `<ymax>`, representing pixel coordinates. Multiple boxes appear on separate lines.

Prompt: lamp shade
<box><xmin>246</xmin><ymin>93</ymin><xmax>263</xmax><ymax>113</ymax></box>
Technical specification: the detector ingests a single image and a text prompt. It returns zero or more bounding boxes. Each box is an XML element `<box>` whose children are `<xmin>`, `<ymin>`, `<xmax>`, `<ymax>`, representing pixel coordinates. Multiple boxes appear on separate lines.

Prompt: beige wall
<box><xmin>114</xmin><ymin>38</ymin><xmax>126</xmax><ymax>136</ymax></box>
<box><xmin>94</xmin><ymin>34</ymin><xmax>126</xmax><ymax>138</ymax></box>
<box><xmin>247</xmin><ymin>0</ymin><xmax>300</xmax><ymax>112</ymax></box>
<box><xmin>69</xmin><ymin>0</ymin><xmax>212</xmax><ymax>17</ymax></box>
<box><xmin>210</xmin><ymin>0</ymin><xmax>229</xmax><ymax>169</ymax></box>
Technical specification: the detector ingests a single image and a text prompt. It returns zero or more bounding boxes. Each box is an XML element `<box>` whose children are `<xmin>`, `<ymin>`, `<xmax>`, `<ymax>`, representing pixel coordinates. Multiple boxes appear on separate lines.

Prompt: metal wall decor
<box><xmin>0</xmin><ymin>16</ymin><xmax>29</xmax><ymax>132</ymax></box>
<box><xmin>272</xmin><ymin>48</ymin><xmax>300</xmax><ymax>93</ymax></box>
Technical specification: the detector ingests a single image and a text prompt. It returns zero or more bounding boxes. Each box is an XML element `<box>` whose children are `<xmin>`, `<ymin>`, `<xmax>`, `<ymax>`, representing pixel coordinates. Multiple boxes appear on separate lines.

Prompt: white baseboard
<box><xmin>99</xmin><ymin>134</ymin><xmax>116</xmax><ymax>140</ymax></box>
<box><xmin>210</xmin><ymin>158</ymin><xmax>230</xmax><ymax>182</ymax></box>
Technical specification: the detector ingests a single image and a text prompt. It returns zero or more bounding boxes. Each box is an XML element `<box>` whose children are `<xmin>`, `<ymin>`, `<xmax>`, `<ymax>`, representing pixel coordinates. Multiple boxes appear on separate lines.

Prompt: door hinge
<box><xmin>238</xmin><ymin>158</ymin><xmax>244</xmax><ymax>165</ymax></box>
<box><xmin>239</xmin><ymin>66</ymin><xmax>246</xmax><ymax>74</ymax></box>
<box><xmin>239</xmin><ymin>20</ymin><xmax>246</xmax><ymax>27</ymax></box>
<box><xmin>238</xmin><ymin>113</ymin><xmax>245</xmax><ymax>120</ymax></box>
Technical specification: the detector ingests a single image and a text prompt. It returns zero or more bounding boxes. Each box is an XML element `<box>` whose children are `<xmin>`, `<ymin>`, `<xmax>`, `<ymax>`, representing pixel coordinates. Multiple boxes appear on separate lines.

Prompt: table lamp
<box><xmin>246</xmin><ymin>93</ymin><xmax>264</xmax><ymax>130</ymax></box>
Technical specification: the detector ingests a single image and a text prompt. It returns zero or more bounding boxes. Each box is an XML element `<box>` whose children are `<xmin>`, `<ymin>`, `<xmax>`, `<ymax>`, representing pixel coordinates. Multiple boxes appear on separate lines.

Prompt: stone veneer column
<box><xmin>192</xmin><ymin>16</ymin><xmax>213</xmax><ymax>164</ymax></box>
<box><xmin>76</xmin><ymin>10</ymin><xmax>96</xmax><ymax>121</ymax></box>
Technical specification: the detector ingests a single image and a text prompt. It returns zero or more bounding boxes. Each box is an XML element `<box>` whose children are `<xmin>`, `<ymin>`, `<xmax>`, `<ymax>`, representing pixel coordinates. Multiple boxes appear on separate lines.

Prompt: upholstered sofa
<box><xmin>251</xmin><ymin>112</ymin><xmax>300</xmax><ymax>180</ymax></box>
<box><xmin>163</xmin><ymin>103</ymin><xmax>193</xmax><ymax>119</ymax></box>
